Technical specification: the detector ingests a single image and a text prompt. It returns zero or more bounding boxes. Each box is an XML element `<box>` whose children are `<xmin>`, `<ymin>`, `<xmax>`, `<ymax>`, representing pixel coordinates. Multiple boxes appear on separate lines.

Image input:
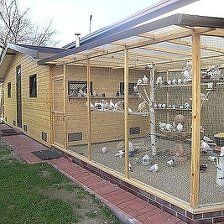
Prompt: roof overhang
<box><xmin>38</xmin><ymin>13</ymin><xmax>224</xmax><ymax>66</ymax></box>
<box><xmin>0</xmin><ymin>44</ymin><xmax>39</xmax><ymax>79</ymax></box>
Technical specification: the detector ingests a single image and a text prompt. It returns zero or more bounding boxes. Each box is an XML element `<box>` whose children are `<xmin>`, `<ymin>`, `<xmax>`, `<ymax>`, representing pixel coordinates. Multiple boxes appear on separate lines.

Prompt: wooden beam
<box><xmin>190</xmin><ymin>32</ymin><xmax>201</xmax><ymax>209</ymax></box>
<box><xmin>169</xmin><ymin>39</ymin><xmax>224</xmax><ymax>54</ymax></box>
<box><xmin>124</xmin><ymin>48</ymin><xmax>130</xmax><ymax>179</ymax></box>
<box><xmin>63</xmin><ymin>62</ymin><xmax>68</xmax><ymax>149</ymax></box>
<box><xmin>140</xmin><ymin>45</ymin><xmax>191</xmax><ymax>56</ymax></box>
<box><xmin>86</xmin><ymin>59</ymin><xmax>92</xmax><ymax>161</ymax></box>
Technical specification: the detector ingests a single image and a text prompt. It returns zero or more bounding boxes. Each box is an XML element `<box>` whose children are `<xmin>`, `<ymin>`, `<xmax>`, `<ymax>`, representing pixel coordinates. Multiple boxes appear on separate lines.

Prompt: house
<box><xmin>1</xmin><ymin>0</ymin><xmax>224</xmax><ymax>222</ymax></box>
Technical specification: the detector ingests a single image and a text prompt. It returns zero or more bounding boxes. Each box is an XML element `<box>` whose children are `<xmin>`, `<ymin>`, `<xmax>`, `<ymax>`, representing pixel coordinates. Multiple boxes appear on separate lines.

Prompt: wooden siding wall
<box><xmin>3</xmin><ymin>53</ymin><xmax>51</xmax><ymax>146</ymax></box>
<box><xmin>52</xmin><ymin>65</ymin><xmax>150</xmax><ymax>146</ymax></box>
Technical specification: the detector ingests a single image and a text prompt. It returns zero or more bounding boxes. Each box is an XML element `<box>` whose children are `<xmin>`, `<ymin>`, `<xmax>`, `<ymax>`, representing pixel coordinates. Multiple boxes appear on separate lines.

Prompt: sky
<box><xmin>18</xmin><ymin>0</ymin><xmax>224</xmax><ymax>47</ymax></box>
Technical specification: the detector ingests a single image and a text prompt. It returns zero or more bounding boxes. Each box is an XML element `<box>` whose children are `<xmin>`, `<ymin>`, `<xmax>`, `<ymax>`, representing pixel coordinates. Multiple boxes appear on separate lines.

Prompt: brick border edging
<box><xmin>63</xmin><ymin>154</ymin><xmax>224</xmax><ymax>224</ymax></box>
<box><xmin>49</xmin><ymin>162</ymin><xmax>141</xmax><ymax>224</ymax></box>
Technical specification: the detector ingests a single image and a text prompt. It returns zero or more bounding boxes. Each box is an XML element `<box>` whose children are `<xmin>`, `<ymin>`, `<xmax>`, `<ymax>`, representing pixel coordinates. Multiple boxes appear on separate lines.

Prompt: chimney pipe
<box><xmin>75</xmin><ymin>33</ymin><xmax>81</xmax><ymax>48</ymax></box>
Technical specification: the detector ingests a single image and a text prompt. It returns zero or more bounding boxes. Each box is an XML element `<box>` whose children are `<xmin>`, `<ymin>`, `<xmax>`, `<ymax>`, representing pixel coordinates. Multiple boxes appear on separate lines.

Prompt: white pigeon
<box><xmin>177</xmin><ymin>79</ymin><xmax>182</xmax><ymax>85</ymax></box>
<box><xmin>128</xmin><ymin>107</ymin><xmax>132</xmax><ymax>113</ymax></box>
<box><xmin>109</xmin><ymin>100</ymin><xmax>115</xmax><ymax>110</ymax></box>
<box><xmin>133</xmin><ymin>85</ymin><xmax>138</xmax><ymax>93</ymax></box>
<box><xmin>183</xmin><ymin>102</ymin><xmax>190</xmax><ymax>109</ymax></box>
<box><xmin>137</xmin><ymin>78</ymin><xmax>143</xmax><ymax>85</ymax></box>
<box><xmin>167</xmin><ymin>159</ymin><xmax>174</xmax><ymax>166</ymax></box>
<box><xmin>101</xmin><ymin>147</ymin><xmax>107</xmax><ymax>154</ymax></box>
<box><xmin>201</xmin><ymin>140</ymin><xmax>212</xmax><ymax>152</ymax></box>
<box><xmin>165</xmin><ymin>124</ymin><xmax>173</xmax><ymax>132</ymax></box>
<box><xmin>161</xmin><ymin>104</ymin><xmax>166</xmax><ymax>108</ymax></box>
<box><xmin>176</xmin><ymin>123</ymin><xmax>183</xmax><ymax>132</ymax></box>
<box><xmin>167</xmin><ymin>80</ymin><xmax>171</xmax><ymax>85</ymax></box>
<box><xmin>208</xmin><ymin>156</ymin><xmax>216</xmax><ymax>162</ymax></box>
<box><xmin>129</xmin><ymin>162</ymin><xmax>133</xmax><ymax>172</ymax></box>
<box><xmin>156</xmin><ymin>76</ymin><xmax>163</xmax><ymax>85</ymax></box>
<box><xmin>158</xmin><ymin>122</ymin><xmax>166</xmax><ymax>130</ymax></box>
<box><xmin>101</xmin><ymin>100</ymin><xmax>109</xmax><ymax>110</ymax></box>
<box><xmin>203</xmin><ymin>136</ymin><xmax>212</xmax><ymax>143</ymax></box>
<box><xmin>148</xmin><ymin>164</ymin><xmax>159</xmax><ymax>172</ymax></box>
<box><xmin>114</xmin><ymin>101</ymin><xmax>123</xmax><ymax>111</ymax></box>
<box><xmin>138</xmin><ymin>101</ymin><xmax>148</xmax><ymax>113</ymax></box>
<box><xmin>115</xmin><ymin>150</ymin><xmax>125</xmax><ymax>158</ymax></box>
<box><xmin>142</xmin><ymin>75</ymin><xmax>148</xmax><ymax>84</ymax></box>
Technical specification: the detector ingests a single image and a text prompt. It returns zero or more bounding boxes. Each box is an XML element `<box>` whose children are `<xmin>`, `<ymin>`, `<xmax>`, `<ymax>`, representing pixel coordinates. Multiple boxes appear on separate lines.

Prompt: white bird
<box><xmin>109</xmin><ymin>100</ymin><xmax>115</xmax><ymax>110</ymax></box>
<box><xmin>115</xmin><ymin>150</ymin><xmax>125</xmax><ymax>158</ymax></box>
<box><xmin>208</xmin><ymin>156</ymin><xmax>216</xmax><ymax>162</ymax></box>
<box><xmin>141</xmin><ymin>154</ymin><xmax>151</xmax><ymax>166</ymax></box>
<box><xmin>172</xmin><ymin>79</ymin><xmax>177</xmax><ymax>85</ymax></box>
<box><xmin>183</xmin><ymin>102</ymin><xmax>190</xmax><ymax>109</ymax></box>
<box><xmin>137</xmin><ymin>78</ymin><xmax>143</xmax><ymax>85</ymax></box>
<box><xmin>177</xmin><ymin>79</ymin><xmax>182</xmax><ymax>85</ymax></box>
<box><xmin>133</xmin><ymin>85</ymin><xmax>138</xmax><ymax>93</ymax></box>
<box><xmin>159</xmin><ymin>122</ymin><xmax>166</xmax><ymax>130</ymax></box>
<box><xmin>114</xmin><ymin>101</ymin><xmax>124</xmax><ymax>111</ymax></box>
<box><xmin>167</xmin><ymin>80</ymin><xmax>171</xmax><ymax>85</ymax></box>
<box><xmin>203</xmin><ymin>136</ymin><xmax>212</xmax><ymax>143</ymax></box>
<box><xmin>129</xmin><ymin>162</ymin><xmax>133</xmax><ymax>172</ymax></box>
<box><xmin>128</xmin><ymin>107</ymin><xmax>132</xmax><ymax>113</ymax></box>
<box><xmin>138</xmin><ymin>101</ymin><xmax>148</xmax><ymax>113</ymax></box>
<box><xmin>101</xmin><ymin>100</ymin><xmax>109</xmax><ymax>110</ymax></box>
<box><xmin>167</xmin><ymin>159</ymin><xmax>176</xmax><ymax>166</ymax></box>
<box><xmin>148</xmin><ymin>164</ymin><xmax>159</xmax><ymax>172</ymax></box>
<box><xmin>156</xmin><ymin>76</ymin><xmax>163</xmax><ymax>85</ymax></box>
<box><xmin>161</xmin><ymin>104</ymin><xmax>166</xmax><ymax>108</ymax></box>
<box><xmin>176</xmin><ymin>123</ymin><xmax>183</xmax><ymax>132</ymax></box>
<box><xmin>165</xmin><ymin>124</ymin><xmax>173</xmax><ymax>132</ymax></box>
<box><xmin>143</xmin><ymin>75</ymin><xmax>148</xmax><ymax>84</ymax></box>
<box><xmin>201</xmin><ymin>140</ymin><xmax>212</xmax><ymax>152</ymax></box>
<box><xmin>208</xmin><ymin>66</ymin><xmax>221</xmax><ymax>80</ymax></box>
<box><xmin>101</xmin><ymin>147</ymin><xmax>107</xmax><ymax>154</ymax></box>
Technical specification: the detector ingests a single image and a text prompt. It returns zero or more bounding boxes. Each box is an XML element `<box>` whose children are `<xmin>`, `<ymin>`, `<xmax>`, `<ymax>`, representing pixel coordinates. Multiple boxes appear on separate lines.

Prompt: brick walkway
<box><xmin>1</xmin><ymin>128</ymin><xmax>185</xmax><ymax>224</ymax></box>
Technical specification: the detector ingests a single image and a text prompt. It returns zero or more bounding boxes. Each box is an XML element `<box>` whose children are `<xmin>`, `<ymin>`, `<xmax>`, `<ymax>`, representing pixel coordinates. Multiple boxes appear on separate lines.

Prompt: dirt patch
<box><xmin>42</xmin><ymin>183</ymin><xmax>120</xmax><ymax>224</ymax></box>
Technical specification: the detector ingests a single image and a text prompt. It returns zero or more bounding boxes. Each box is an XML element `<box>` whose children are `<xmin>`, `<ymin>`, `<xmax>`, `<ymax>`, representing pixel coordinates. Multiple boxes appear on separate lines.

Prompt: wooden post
<box><xmin>87</xmin><ymin>59</ymin><xmax>92</xmax><ymax>161</ymax></box>
<box><xmin>149</xmin><ymin>65</ymin><xmax>156</xmax><ymax>156</ymax></box>
<box><xmin>166</xmin><ymin>70</ymin><xmax>170</xmax><ymax>123</ymax></box>
<box><xmin>63</xmin><ymin>62</ymin><xmax>68</xmax><ymax>149</ymax></box>
<box><xmin>49</xmin><ymin>65</ymin><xmax>54</xmax><ymax>145</ymax></box>
<box><xmin>190</xmin><ymin>33</ymin><xmax>201</xmax><ymax>208</ymax></box>
<box><xmin>124</xmin><ymin>48</ymin><xmax>130</xmax><ymax>179</ymax></box>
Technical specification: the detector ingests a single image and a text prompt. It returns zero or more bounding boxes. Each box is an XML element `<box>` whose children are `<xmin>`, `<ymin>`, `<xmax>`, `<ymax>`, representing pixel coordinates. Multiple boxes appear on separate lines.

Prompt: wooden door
<box><xmin>52</xmin><ymin>76</ymin><xmax>66</xmax><ymax>148</ymax></box>
<box><xmin>16</xmin><ymin>65</ymin><xmax>22</xmax><ymax>127</ymax></box>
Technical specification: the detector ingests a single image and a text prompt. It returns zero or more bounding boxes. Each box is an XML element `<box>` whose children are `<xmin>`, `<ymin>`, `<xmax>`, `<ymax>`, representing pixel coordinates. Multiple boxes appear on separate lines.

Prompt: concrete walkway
<box><xmin>0</xmin><ymin>126</ymin><xmax>185</xmax><ymax>224</ymax></box>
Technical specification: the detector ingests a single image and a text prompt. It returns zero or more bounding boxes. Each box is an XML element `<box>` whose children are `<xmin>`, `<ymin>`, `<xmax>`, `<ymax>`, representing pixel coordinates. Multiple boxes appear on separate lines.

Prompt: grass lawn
<box><xmin>0</xmin><ymin>140</ymin><xmax>121</xmax><ymax>224</ymax></box>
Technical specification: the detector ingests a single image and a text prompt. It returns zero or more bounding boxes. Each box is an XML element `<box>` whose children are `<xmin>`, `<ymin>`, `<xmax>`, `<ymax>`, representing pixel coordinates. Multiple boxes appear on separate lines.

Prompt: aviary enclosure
<box><xmin>49</xmin><ymin>14</ymin><xmax>224</xmax><ymax>215</ymax></box>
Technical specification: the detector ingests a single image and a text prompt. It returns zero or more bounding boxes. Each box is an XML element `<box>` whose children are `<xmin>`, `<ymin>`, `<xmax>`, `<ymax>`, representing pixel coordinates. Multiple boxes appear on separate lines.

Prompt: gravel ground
<box><xmin>69</xmin><ymin>137</ymin><xmax>224</xmax><ymax>206</ymax></box>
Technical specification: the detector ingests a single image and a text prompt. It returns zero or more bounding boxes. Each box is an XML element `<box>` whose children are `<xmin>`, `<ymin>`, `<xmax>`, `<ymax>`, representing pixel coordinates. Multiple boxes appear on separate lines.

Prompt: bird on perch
<box><xmin>176</xmin><ymin>123</ymin><xmax>183</xmax><ymax>132</ymax></box>
<box><xmin>114</xmin><ymin>101</ymin><xmax>124</xmax><ymax>111</ymax></box>
<box><xmin>156</xmin><ymin>76</ymin><xmax>163</xmax><ymax>85</ymax></box>
<box><xmin>109</xmin><ymin>100</ymin><xmax>115</xmax><ymax>110</ymax></box>
<box><xmin>201</xmin><ymin>140</ymin><xmax>212</xmax><ymax>153</ymax></box>
<box><xmin>138</xmin><ymin>101</ymin><xmax>148</xmax><ymax>113</ymax></box>
<box><xmin>137</xmin><ymin>78</ymin><xmax>143</xmax><ymax>85</ymax></box>
<box><xmin>143</xmin><ymin>75</ymin><xmax>148</xmax><ymax>84</ymax></box>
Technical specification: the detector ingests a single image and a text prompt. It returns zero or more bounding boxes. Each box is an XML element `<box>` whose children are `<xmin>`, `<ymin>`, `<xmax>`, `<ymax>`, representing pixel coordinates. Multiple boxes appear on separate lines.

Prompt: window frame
<box><xmin>29</xmin><ymin>74</ymin><xmax>37</xmax><ymax>98</ymax></box>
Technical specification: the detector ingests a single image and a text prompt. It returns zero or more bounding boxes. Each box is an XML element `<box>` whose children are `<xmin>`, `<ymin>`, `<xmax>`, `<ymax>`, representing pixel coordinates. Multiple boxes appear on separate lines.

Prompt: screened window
<box><xmin>29</xmin><ymin>74</ymin><xmax>37</xmax><ymax>98</ymax></box>
<box><xmin>120</xmin><ymin>82</ymin><xmax>135</xmax><ymax>96</ymax></box>
<box><xmin>68</xmin><ymin>81</ymin><xmax>93</xmax><ymax>97</ymax></box>
<box><xmin>7</xmin><ymin>82</ymin><xmax>11</xmax><ymax>98</ymax></box>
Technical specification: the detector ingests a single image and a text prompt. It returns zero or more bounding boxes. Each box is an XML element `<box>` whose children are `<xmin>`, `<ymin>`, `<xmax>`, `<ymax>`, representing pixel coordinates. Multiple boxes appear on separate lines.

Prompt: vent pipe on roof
<box><xmin>75</xmin><ymin>33</ymin><xmax>81</xmax><ymax>48</ymax></box>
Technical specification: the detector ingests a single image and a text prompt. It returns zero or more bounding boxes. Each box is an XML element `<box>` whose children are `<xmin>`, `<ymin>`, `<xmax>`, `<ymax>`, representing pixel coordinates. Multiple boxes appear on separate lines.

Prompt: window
<box><xmin>68</xmin><ymin>81</ymin><xmax>93</xmax><ymax>97</ymax></box>
<box><xmin>68</xmin><ymin>132</ymin><xmax>82</xmax><ymax>142</ymax></box>
<box><xmin>7</xmin><ymin>82</ymin><xmax>11</xmax><ymax>98</ymax></box>
<box><xmin>29</xmin><ymin>74</ymin><xmax>37</xmax><ymax>97</ymax></box>
<box><xmin>120</xmin><ymin>82</ymin><xmax>135</xmax><ymax>96</ymax></box>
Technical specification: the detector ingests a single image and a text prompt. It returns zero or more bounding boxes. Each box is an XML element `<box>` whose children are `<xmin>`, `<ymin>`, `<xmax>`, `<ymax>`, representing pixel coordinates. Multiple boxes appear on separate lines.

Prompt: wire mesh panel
<box><xmin>127</xmin><ymin>41</ymin><xmax>193</xmax><ymax>203</ymax></box>
<box><xmin>66</xmin><ymin>65</ymin><xmax>88</xmax><ymax>157</ymax></box>
<box><xmin>198</xmin><ymin>35</ymin><xmax>224</xmax><ymax>206</ymax></box>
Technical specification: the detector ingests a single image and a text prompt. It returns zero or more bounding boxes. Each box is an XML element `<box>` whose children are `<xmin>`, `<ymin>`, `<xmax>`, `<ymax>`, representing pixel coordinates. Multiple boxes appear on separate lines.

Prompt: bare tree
<box><xmin>0</xmin><ymin>0</ymin><xmax>57</xmax><ymax>56</ymax></box>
